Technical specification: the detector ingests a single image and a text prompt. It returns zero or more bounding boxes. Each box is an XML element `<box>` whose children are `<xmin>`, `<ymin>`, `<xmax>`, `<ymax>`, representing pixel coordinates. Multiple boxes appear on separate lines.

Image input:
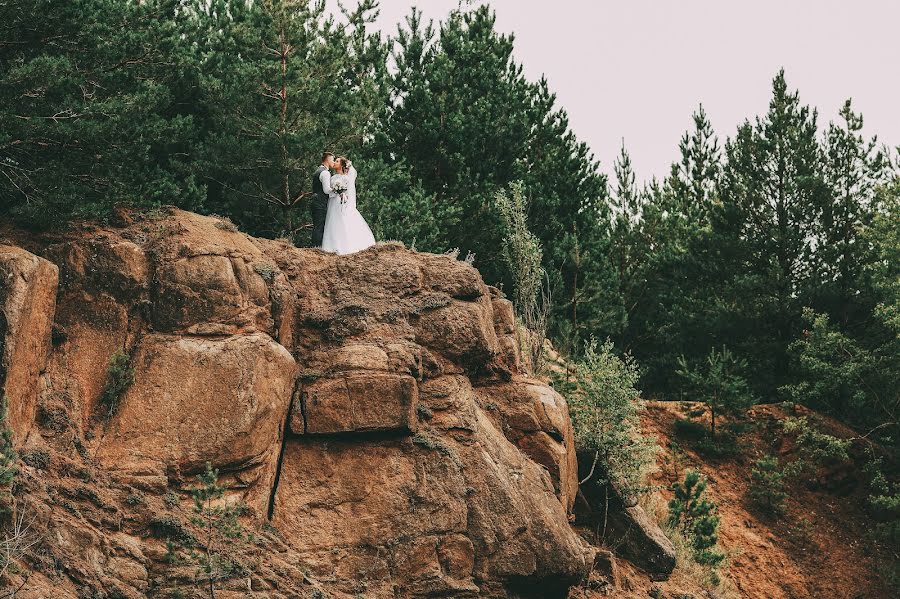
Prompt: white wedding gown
<box><xmin>320</xmin><ymin>165</ymin><xmax>376</xmax><ymax>255</ymax></box>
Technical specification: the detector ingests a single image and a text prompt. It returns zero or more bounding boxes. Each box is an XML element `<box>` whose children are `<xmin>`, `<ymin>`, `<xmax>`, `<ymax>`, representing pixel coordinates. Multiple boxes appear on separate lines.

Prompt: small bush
<box><xmin>100</xmin><ymin>350</ymin><xmax>135</xmax><ymax>420</ymax></box>
<box><xmin>187</xmin><ymin>463</ymin><xmax>249</xmax><ymax>595</ymax></box>
<box><xmin>694</xmin><ymin>430</ymin><xmax>741</xmax><ymax>458</ymax></box>
<box><xmin>149</xmin><ymin>515</ymin><xmax>196</xmax><ymax>546</ymax></box>
<box><xmin>212</xmin><ymin>216</ymin><xmax>238</xmax><ymax>232</ymax></box>
<box><xmin>864</xmin><ymin>452</ymin><xmax>900</xmax><ymax>545</ymax></box>
<box><xmin>412</xmin><ymin>432</ymin><xmax>462</xmax><ymax>468</ymax></box>
<box><xmin>782</xmin><ymin>417</ymin><xmax>850</xmax><ymax>466</ymax></box>
<box><xmin>20</xmin><ymin>448</ymin><xmax>49</xmax><ymax>470</ymax></box>
<box><xmin>668</xmin><ymin>470</ymin><xmax>725</xmax><ymax>567</ymax></box>
<box><xmin>494</xmin><ymin>181</ymin><xmax>550</xmax><ymax>372</ymax></box>
<box><xmin>0</xmin><ymin>397</ymin><xmax>17</xmax><ymax>516</ymax></box>
<box><xmin>674</xmin><ymin>418</ymin><xmax>707</xmax><ymax>441</ymax></box>
<box><xmin>568</xmin><ymin>339</ymin><xmax>655</xmax><ymax>502</ymax></box>
<box><xmin>677</xmin><ymin>345</ymin><xmax>755</xmax><ymax>439</ymax></box>
<box><xmin>253</xmin><ymin>263</ymin><xmax>276</xmax><ymax>283</ymax></box>
<box><xmin>749</xmin><ymin>455</ymin><xmax>788</xmax><ymax>514</ymax></box>
<box><xmin>125</xmin><ymin>491</ymin><xmax>146</xmax><ymax>506</ymax></box>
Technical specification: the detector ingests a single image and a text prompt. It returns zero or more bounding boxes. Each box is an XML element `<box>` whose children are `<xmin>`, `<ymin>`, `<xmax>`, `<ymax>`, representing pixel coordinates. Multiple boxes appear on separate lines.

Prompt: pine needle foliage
<box><xmin>668</xmin><ymin>470</ymin><xmax>725</xmax><ymax>567</ymax></box>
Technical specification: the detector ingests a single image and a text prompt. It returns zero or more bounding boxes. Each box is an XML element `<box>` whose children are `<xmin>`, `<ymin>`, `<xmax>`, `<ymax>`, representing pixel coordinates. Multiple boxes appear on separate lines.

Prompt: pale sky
<box><xmin>366</xmin><ymin>0</ymin><xmax>900</xmax><ymax>184</ymax></box>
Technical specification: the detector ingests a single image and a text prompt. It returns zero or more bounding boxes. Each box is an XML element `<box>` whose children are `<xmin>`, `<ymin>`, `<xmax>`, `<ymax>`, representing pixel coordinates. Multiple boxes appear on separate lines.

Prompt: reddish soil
<box><xmin>640</xmin><ymin>400</ymin><xmax>894</xmax><ymax>599</ymax></box>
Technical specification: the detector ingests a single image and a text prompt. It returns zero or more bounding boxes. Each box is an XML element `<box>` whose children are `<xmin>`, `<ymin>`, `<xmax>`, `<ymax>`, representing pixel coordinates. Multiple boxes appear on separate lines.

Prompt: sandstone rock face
<box><xmin>0</xmin><ymin>245</ymin><xmax>58</xmax><ymax>444</ymax></box>
<box><xmin>97</xmin><ymin>332</ymin><xmax>295</xmax><ymax>515</ymax></box>
<box><xmin>272</xmin><ymin>411</ymin><xmax>589</xmax><ymax>598</ymax></box>
<box><xmin>2</xmin><ymin>210</ymin><xmax>595</xmax><ymax>598</ymax></box>
<box><xmin>40</xmin><ymin>237</ymin><xmax>150</xmax><ymax>429</ymax></box>
<box><xmin>294</xmin><ymin>372</ymin><xmax>418</xmax><ymax>435</ymax></box>
<box><xmin>478</xmin><ymin>377</ymin><xmax>580</xmax><ymax>513</ymax></box>
<box><xmin>603</xmin><ymin>502</ymin><xmax>677</xmax><ymax>576</ymax></box>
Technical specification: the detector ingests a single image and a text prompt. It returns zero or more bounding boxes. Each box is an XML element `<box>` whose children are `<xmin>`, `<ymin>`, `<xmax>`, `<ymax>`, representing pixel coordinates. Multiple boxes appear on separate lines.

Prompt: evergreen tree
<box><xmin>0</xmin><ymin>0</ymin><xmax>202</xmax><ymax>225</ymax></box>
<box><xmin>606</xmin><ymin>142</ymin><xmax>645</xmax><ymax>342</ymax></box>
<box><xmin>719</xmin><ymin>70</ymin><xmax>827</xmax><ymax>394</ymax></box>
<box><xmin>670</xmin><ymin>106</ymin><xmax>721</xmax><ymax>214</ymax></box>
<box><xmin>749</xmin><ymin>455</ymin><xmax>788</xmax><ymax>514</ymax></box>
<box><xmin>187</xmin><ymin>0</ymin><xmax>386</xmax><ymax>240</ymax></box>
<box><xmin>382</xmin><ymin>5</ymin><xmax>611</xmax><ymax>345</ymax></box>
<box><xmin>621</xmin><ymin>106</ymin><xmax>724</xmax><ymax>396</ymax></box>
<box><xmin>786</xmin><ymin>183</ymin><xmax>900</xmax><ymax>434</ymax></box>
<box><xmin>189</xmin><ymin>463</ymin><xmax>247</xmax><ymax>597</ymax></box>
<box><xmin>812</xmin><ymin>99</ymin><xmax>890</xmax><ymax>329</ymax></box>
<box><xmin>668</xmin><ymin>470</ymin><xmax>725</xmax><ymax>566</ymax></box>
<box><xmin>677</xmin><ymin>345</ymin><xmax>754</xmax><ymax>438</ymax></box>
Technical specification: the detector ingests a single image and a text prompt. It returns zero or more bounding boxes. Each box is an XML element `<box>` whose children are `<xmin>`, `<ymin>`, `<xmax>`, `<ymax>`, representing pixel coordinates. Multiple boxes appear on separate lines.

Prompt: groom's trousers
<box><xmin>311</xmin><ymin>197</ymin><xmax>328</xmax><ymax>247</ymax></box>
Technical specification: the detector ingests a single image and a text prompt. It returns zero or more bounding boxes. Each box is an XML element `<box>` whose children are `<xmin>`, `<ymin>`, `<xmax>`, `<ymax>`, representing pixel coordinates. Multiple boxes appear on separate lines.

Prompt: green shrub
<box><xmin>149</xmin><ymin>515</ymin><xmax>196</xmax><ymax>546</ymax></box>
<box><xmin>673</xmin><ymin>418</ymin><xmax>707</xmax><ymax>441</ymax></box>
<box><xmin>253</xmin><ymin>262</ymin><xmax>276</xmax><ymax>283</ymax></box>
<box><xmin>568</xmin><ymin>339</ymin><xmax>655</xmax><ymax>502</ymax></box>
<box><xmin>782</xmin><ymin>416</ymin><xmax>850</xmax><ymax>465</ymax></box>
<box><xmin>0</xmin><ymin>396</ymin><xmax>17</xmax><ymax>516</ymax></box>
<box><xmin>772</xmin><ymin>416</ymin><xmax>852</xmax><ymax>483</ymax></box>
<box><xmin>668</xmin><ymin>470</ymin><xmax>725</xmax><ymax>566</ymax></box>
<box><xmin>187</xmin><ymin>463</ymin><xmax>248</xmax><ymax>597</ymax></box>
<box><xmin>494</xmin><ymin>181</ymin><xmax>550</xmax><ymax>372</ymax></box>
<box><xmin>749</xmin><ymin>455</ymin><xmax>788</xmax><ymax>514</ymax></box>
<box><xmin>783</xmin><ymin>308</ymin><xmax>899</xmax><ymax>436</ymax></box>
<box><xmin>864</xmin><ymin>452</ymin><xmax>900</xmax><ymax>545</ymax></box>
<box><xmin>412</xmin><ymin>432</ymin><xmax>462</xmax><ymax>468</ymax></box>
<box><xmin>20</xmin><ymin>448</ymin><xmax>49</xmax><ymax>470</ymax></box>
<box><xmin>125</xmin><ymin>491</ymin><xmax>146</xmax><ymax>506</ymax></box>
<box><xmin>677</xmin><ymin>346</ymin><xmax>755</xmax><ymax>439</ymax></box>
<box><xmin>100</xmin><ymin>350</ymin><xmax>135</xmax><ymax>420</ymax></box>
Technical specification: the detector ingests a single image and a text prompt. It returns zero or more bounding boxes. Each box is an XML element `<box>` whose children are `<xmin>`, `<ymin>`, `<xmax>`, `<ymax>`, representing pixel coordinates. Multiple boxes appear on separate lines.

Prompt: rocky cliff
<box><xmin>0</xmin><ymin>209</ymin><xmax>599</xmax><ymax>598</ymax></box>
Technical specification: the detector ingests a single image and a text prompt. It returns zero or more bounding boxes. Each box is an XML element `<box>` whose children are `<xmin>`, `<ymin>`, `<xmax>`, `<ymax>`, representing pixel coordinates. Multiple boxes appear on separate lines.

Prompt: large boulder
<box><xmin>0</xmin><ymin>245</ymin><xmax>58</xmax><ymax>444</ymax></box>
<box><xmin>603</xmin><ymin>502</ymin><xmax>677</xmax><ymax>576</ymax></box>
<box><xmin>577</xmin><ymin>468</ymin><xmax>677</xmax><ymax>577</ymax></box>
<box><xmin>478</xmin><ymin>378</ymin><xmax>579</xmax><ymax>513</ymax></box>
<box><xmin>97</xmin><ymin>332</ymin><xmax>296</xmax><ymax>516</ymax></box>
<box><xmin>294</xmin><ymin>372</ymin><xmax>418</xmax><ymax>435</ymax></box>
<box><xmin>272</xmin><ymin>409</ymin><xmax>592</xmax><ymax>598</ymax></box>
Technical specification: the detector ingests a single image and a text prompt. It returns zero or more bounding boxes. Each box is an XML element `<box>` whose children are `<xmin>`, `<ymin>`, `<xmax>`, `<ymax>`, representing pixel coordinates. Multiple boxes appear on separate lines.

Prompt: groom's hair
<box><xmin>322</xmin><ymin>151</ymin><xmax>334</xmax><ymax>163</ymax></box>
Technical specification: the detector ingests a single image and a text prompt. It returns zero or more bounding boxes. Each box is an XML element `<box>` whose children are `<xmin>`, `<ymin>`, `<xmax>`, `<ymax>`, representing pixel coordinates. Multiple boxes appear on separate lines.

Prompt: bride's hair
<box><xmin>336</xmin><ymin>156</ymin><xmax>351</xmax><ymax>172</ymax></box>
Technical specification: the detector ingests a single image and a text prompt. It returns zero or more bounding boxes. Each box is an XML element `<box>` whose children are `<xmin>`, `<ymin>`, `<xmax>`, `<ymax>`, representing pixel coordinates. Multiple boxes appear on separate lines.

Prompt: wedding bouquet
<box><xmin>332</xmin><ymin>180</ymin><xmax>349</xmax><ymax>205</ymax></box>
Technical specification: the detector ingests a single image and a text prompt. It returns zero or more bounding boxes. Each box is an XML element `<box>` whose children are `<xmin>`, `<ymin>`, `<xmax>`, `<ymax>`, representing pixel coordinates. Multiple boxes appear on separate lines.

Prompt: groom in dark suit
<box><xmin>311</xmin><ymin>151</ymin><xmax>335</xmax><ymax>247</ymax></box>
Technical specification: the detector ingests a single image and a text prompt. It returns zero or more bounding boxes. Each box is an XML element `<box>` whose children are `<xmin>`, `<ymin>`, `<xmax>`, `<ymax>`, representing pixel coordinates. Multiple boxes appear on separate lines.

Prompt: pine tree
<box><xmin>0</xmin><ymin>0</ymin><xmax>202</xmax><ymax>225</ymax></box>
<box><xmin>188</xmin><ymin>0</ymin><xmax>386</xmax><ymax>240</ymax></box>
<box><xmin>620</xmin><ymin>106</ymin><xmax>724</xmax><ymax>396</ymax></box>
<box><xmin>813</xmin><ymin>99</ymin><xmax>890</xmax><ymax>328</ymax></box>
<box><xmin>749</xmin><ymin>455</ymin><xmax>788</xmax><ymax>514</ymax></box>
<box><xmin>382</xmin><ymin>4</ymin><xmax>611</xmax><ymax>346</ymax></box>
<box><xmin>189</xmin><ymin>463</ymin><xmax>247</xmax><ymax>598</ymax></box>
<box><xmin>719</xmin><ymin>70</ymin><xmax>827</xmax><ymax>394</ymax></box>
<box><xmin>668</xmin><ymin>470</ymin><xmax>724</xmax><ymax>566</ymax></box>
<box><xmin>668</xmin><ymin>104</ymin><xmax>722</xmax><ymax>223</ymax></box>
<box><xmin>607</xmin><ymin>142</ymin><xmax>644</xmax><ymax>340</ymax></box>
<box><xmin>677</xmin><ymin>345</ymin><xmax>754</xmax><ymax>438</ymax></box>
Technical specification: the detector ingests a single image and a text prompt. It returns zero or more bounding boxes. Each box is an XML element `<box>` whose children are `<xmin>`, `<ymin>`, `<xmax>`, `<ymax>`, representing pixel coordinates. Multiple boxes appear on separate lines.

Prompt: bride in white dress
<box><xmin>320</xmin><ymin>156</ymin><xmax>376</xmax><ymax>255</ymax></box>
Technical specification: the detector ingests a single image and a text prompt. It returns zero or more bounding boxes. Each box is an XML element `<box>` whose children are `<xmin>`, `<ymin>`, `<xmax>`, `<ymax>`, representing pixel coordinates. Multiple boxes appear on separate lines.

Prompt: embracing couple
<box><xmin>311</xmin><ymin>151</ymin><xmax>376</xmax><ymax>255</ymax></box>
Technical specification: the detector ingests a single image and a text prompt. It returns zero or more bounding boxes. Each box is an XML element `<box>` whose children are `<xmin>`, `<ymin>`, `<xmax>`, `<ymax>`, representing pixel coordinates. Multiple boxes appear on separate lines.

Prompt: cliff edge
<box><xmin>0</xmin><ymin>209</ymin><xmax>594</xmax><ymax>598</ymax></box>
